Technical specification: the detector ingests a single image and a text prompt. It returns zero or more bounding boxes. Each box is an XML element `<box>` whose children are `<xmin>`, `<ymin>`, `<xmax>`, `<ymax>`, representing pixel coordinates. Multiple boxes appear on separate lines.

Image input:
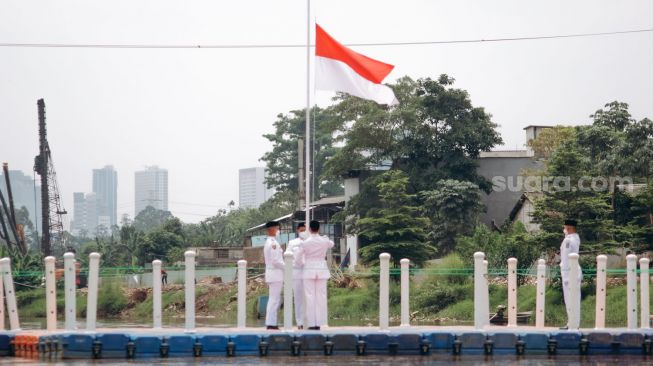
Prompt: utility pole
<box><xmin>298</xmin><ymin>138</ymin><xmax>306</xmax><ymax>211</ymax></box>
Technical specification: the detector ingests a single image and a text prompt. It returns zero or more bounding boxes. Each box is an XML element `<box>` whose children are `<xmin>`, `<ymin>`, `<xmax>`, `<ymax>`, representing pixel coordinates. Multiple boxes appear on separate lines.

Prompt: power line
<box><xmin>1</xmin><ymin>28</ymin><xmax>651</xmax><ymax>49</ymax></box>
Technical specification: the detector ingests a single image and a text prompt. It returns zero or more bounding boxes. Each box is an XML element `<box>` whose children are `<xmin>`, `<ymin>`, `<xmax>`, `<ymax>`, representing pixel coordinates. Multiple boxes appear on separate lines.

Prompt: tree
<box><xmin>133</xmin><ymin>206</ymin><xmax>174</xmax><ymax>233</ymax></box>
<box><xmin>420</xmin><ymin>179</ymin><xmax>485</xmax><ymax>253</ymax></box>
<box><xmin>260</xmin><ymin>106</ymin><xmax>343</xmax><ymax>202</ymax></box>
<box><xmin>527</xmin><ymin>126</ymin><xmax>576</xmax><ymax>159</ymax></box>
<box><xmin>357</xmin><ymin>170</ymin><xmax>434</xmax><ymax>266</ymax></box>
<box><xmin>325</xmin><ymin>75</ymin><xmax>502</xmax><ymax>193</ymax></box>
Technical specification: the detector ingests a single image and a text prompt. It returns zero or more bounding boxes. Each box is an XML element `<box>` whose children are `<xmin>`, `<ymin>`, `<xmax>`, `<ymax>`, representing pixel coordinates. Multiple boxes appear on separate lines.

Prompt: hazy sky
<box><xmin>1</xmin><ymin>0</ymin><xmax>652</xmax><ymax>225</ymax></box>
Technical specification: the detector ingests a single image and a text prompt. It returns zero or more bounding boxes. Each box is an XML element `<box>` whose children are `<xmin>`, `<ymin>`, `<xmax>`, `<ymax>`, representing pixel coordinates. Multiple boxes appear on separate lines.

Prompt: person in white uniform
<box><xmin>560</xmin><ymin>218</ymin><xmax>581</xmax><ymax>329</ymax></box>
<box><xmin>263</xmin><ymin>220</ymin><xmax>284</xmax><ymax>330</ymax></box>
<box><xmin>295</xmin><ymin>220</ymin><xmax>334</xmax><ymax>330</ymax></box>
<box><xmin>285</xmin><ymin>222</ymin><xmax>308</xmax><ymax>329</ymax></box>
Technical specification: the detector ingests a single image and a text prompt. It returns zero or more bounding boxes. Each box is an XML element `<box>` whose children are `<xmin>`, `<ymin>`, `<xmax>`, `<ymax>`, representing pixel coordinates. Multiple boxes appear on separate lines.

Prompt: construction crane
<box><xmin>33</xmin><ymin>99</ymin><xmax>67</xmax><ymax>256</ymax></box>
<box><xmin>0</xmin><ymin>163</ymin><xmax>27</xmax><ymax>255</ymax></box>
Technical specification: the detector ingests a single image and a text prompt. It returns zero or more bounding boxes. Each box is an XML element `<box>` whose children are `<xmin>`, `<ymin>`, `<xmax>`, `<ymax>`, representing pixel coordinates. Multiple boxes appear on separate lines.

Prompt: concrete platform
<box><xmin>3</xmin><ymin>326</ymin><xmax>653</xmax><ymax>359</ymax></box>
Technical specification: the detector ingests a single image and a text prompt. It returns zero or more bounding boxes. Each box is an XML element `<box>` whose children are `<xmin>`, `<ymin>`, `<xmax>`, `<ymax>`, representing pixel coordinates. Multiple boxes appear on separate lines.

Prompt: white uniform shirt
<box><xmin>560</xmin><ymin>232</ymin><xmax>581</xmax><ymax>271</ymax></box>
<box><xmin>264</xmin><ymin>236</ymin><xmax>284</xmax><ymax>283</ymax></box>
<box><xmin>295</xmin><ymin>233</ymin><xmax>334</xmax><ymax>280</ymax></box>
<box><xmin>285</xmin><ymin>237</ymin><xmax>304</xmax><ymax>278</ymax></box>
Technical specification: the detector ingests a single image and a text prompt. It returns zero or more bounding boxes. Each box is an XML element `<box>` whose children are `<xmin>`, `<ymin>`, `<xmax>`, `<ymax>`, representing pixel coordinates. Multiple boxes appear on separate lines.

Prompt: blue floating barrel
<box><xmin>552</xmin><ymin>332</ymin><xmax>581</xmax><ymax>354</ymax></box>
<box><xmin>167</xmin><ymin>335</ymin><xmax>195</xmax><ymax>357</ymax></box>
<box><xmin>388</xmin><ymin>333</ymin><xmax>421</xmax><ymax>355</ymax></box>
<box><xmin>587</xmin><ymin>332</ymin><xmax>613</xmax><ymax>354</ymax></box>
<box><xmin>197</xmin><ymin>334</ymin><xmax>229</xmax><ymax>356</ymax></box>
<box><xmin>299</xmin><ymin>334</ymin><xmax>326</xmax><ymax>353</ymax></box>
<box><xmin>62</xmin><ymin>334</ymin><xmax>95</xmax><ymax>359</ymax></box>
<box><xmin>615</xmin><ymin>333</ymin><xmax>644</xmax><ymax>354</ymax></box>
<box><xmin>361</xmin><ymin>333</ymin><xmax>389</xmax><ymax>354</ymax></box>
<box><xmin>230</xmin><ymin>334</ymin><xmax>261</xmax><ymax>356</ymax></box>
<box><xmin>267</xmin><ymin>333</ymin><xmax>292</xmax><ymax>354</ymax></box>
<box><xmin>521</xmin><ymin>333</ymin><xmax>549</xmax><ymax>354</ymax></box>
<box><xmin>132</xmin><ymin>336</ymin><xmax>162</xmax><ymax>358</ymax></box>
<box><xmin>96</xmin><ymin>333</ymin><xmax>130</xmax><ymax>358</ymax></box>
<box><xmin>329</xmin><ymin>333</ymin><xmax>358</xmax><ymax>354</ymax></box>
<box><xmin>459</xmin><ymin>333</ymin><xmax>486</xmax><ymax>355</ymax></box>
<box><xmin>489</xmin><ymin>333</ymin><xmax>517</xmax><ymax>354</ymax></box>
<box><xmin>425</xmin><ymin>332</ymin><xmax>454</xmax><ymax>353</ymax></box>
<box><xmin>0</xmin><ymin>334</ymin><xmax>11</xmax><ymax>356</ymax></box>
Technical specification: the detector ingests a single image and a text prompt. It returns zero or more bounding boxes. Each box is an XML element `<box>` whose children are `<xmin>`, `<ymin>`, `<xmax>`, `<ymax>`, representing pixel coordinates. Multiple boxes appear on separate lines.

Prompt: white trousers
<box><xmin>303</xmin><ymin>278</ymin><xmax>327</xmax><ymax>327</ymax></box>
<box><xmin>293</xmin><ymin>279</ymin><xmax>304</xmax><ymax>326</ymax></box>
<box><xmin>265</xmin><ymin>281</ymin><xmax>283</xmax><ymax>326</ymax></box>
<box><xmin>561</xmin><ymin>267</ymin><xmax>582</xmax><ymax>327</ymax></box>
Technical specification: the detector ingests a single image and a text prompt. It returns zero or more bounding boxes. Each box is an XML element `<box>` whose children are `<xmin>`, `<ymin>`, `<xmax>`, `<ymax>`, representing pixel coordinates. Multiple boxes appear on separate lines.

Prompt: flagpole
<box><xmin>304</xmin><ymin>0</ymin><xmax>311</xmax><ymax>223</ymax></box>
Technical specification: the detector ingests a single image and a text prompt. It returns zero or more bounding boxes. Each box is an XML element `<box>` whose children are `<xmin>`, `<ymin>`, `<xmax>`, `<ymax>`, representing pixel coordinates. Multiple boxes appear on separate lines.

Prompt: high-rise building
<box><xmin>238</xmin><ymin>167</ymin><xmax>275</xmax><ymax>209</ymax></box>
<box><xmin>92</xmin><ymin>165</ymin><xmax>118</xmax><ymax>228</ymax></box>
<box><xmin>71</xmin><ymin>192</ymin><xmax>97</xmax><ymax>236</ymax></box>
<box><xmin>0</xmin><ymin>169</ymin><xmax>42</xmax><ymax>230</ymax></box>
<box><xmin>135</xmin><ymin>166</ymin><xmax>168</xmax><ymax>216</ymax></box>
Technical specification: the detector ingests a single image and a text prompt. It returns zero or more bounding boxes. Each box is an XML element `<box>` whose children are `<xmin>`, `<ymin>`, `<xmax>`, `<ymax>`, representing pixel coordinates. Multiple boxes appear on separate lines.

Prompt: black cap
<box><xmin>564</xmin><ymin>219</ymin><xmax>577</xmax><ymax>227</ymax></box>
<box><xmin>296</xmin><ymin>222</ymin><xmax>305</xmax><ymax>230</ymax></box>
<box><xmin>309</xmin><ymin>220</ymin><xmax>320</xmax><ymax>231</ymax></box>
<box><xmin>265</xmin><ymin>221</ymin><xmax>280</xmax><ymax>228</ymax></box>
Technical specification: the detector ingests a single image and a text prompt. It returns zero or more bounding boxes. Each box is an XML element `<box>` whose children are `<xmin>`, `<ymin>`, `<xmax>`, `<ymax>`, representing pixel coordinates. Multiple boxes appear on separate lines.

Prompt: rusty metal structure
<box><xmin>0</xmin><ymin>163</ymin><xmax>27</xmax><ymax>254</ymax></box>
<box><xmin>33</xmin><ymin>99</ymin><xmax>67</xmax><ymax>256</ymax></box>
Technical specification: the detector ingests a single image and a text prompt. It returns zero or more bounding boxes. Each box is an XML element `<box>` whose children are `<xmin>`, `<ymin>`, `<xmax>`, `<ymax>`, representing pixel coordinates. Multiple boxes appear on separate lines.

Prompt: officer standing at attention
<box><xmin>285</xmin><ymin>222</ymin><xmax>308</xmax><ymax>329</ymax></box>
<box><xmin>263</xmin><ymin>221</ymin><xmax>284</xmax><ymax>330</ymax></box>
<box><xmin>560</xmin><ymin>219</ymin><xmax>581</xmax><ymax>329</ymax></box>
<box><xmin>295</xmin><ymin>220</ymin><xmax>334</xmax><ymax>330</ymax></box>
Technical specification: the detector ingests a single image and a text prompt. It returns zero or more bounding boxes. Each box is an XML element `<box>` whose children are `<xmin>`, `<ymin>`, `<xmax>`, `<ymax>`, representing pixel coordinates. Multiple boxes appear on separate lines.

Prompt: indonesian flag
<box><xmin>315</xmin><ymin>24</ymin><xmax>399</xmax><ymax>106</ymax></box>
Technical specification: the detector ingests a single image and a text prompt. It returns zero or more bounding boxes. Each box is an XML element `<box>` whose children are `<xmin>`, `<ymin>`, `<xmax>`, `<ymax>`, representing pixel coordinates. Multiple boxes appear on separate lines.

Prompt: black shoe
<box><xmin>559</xmin><ymin>326</ymin><xmax>569</xmax><ymax>330</ymax></box>
<box><xmin>308</xmin><ymin>326</ymin><xmax>320</xmax><ymax>331</ymax></box>
<box><xmin>297</xmin><ymin>325</ymin><xmax>304</xmax><ymax>330</ymax></box>
<box><xmin>266</xmin><ymin>325</ymin><xmax>279</xmax><ymax>330</ymax></box>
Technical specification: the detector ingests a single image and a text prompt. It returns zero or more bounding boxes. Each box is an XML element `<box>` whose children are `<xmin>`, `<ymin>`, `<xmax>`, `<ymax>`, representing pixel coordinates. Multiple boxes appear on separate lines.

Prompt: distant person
<box><xmin>263</xmin><ymin>220</ymin><xmax>284</xmax><ymax>330</ymax></box>
<box><xmin>161</xmin><ymin>268</ymin><xmax>168</xmax><ymax>285</ymax></box>
<box><xmin>285</xmin><ymin>222</ymin><xmax>308</xmax><ymax>330</ymax></box>
<box><xmin>560</xmin><ymin>219</ymin><xmax>581</xmax><ymax>329</ymax></box>
<box><xmin>295</xmin><ymin>220</ymin><xmax>334</xmax><ymax>330</ymax></box>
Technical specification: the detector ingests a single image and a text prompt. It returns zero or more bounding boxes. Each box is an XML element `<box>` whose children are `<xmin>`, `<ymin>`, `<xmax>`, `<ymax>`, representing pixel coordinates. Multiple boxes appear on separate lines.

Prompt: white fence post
<box><xmin>640</xmin><ymin>258</ymin><xmax>650</xmax><ymax>329</ymax></box>
<box><xmin>184</xmin><ymin>250</ymin><xmax>196</xmax><ymax>333</ymax></box>
<box><xmin>0</xmin><ymin>258</ymin><xmax>19</xmax><ymax>330</ymax></box>
<box><xmin>626</xmin><ymin>254</ymin><xmax>638</xmax><ymax>329</ymax></box>
<box><xmin>507</xmin><ymin>257</ymin><xmax>518</xmax><ymax>327</ymax></box>
<box><xmin>86</xmin><ymin>252</ymin><xmax>101</xmax><ymax>331</ymax></box>
<box><xmin>237</xmin><ymin>260</ymin><xmax>247</xmax><ymax>329</ymax></box>
<box><xmin>400</xmin><ymin>258</ymin><xmax>410</xmax><ymax>327</ymax></box>
<box><xmin>535</xmin><ymin>259</ymin><xmax>546</xmax><ymax>329</ymax></box>
<box><xmin>152</xmin><ymin>260</ymin><xmax>162</xmax><ymax>329</ymax></box>
<box><xmin>63</xmin><ymin>252</ymin><xmax>76</xmax><ymax>331</ymax></box>
<box><xmin>474</xmin><ymin>252</ymin><xmax>489</xmax><ymax>329</ymax></box>
<box><xmin>568</xmin><ymin>253</ymin><xmax>581</xmax><ymax>330</ymax></box>
<box><xmin>44</xmin><ymin>256</ymin><xmax>57</xmax><ymax>332</ymax></box>
<box><xmin>283</xmin><ymin>252</ymin><xmax>294</xmax><ymax>331</ymax></box>
<box><xmin>379</xmin><ymin>253</ymin><xmax>390</xmax><ymax>331</ymax></box>
<box><xmin>595</xmin><ymin>255</ymin><xmax>607</xmax><ymax>329</ymax></box>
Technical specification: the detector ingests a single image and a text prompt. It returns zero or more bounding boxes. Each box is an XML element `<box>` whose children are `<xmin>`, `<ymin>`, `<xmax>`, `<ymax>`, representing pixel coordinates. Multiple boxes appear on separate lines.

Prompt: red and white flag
<box><xmin>315</xmin><ymin>24</ymin><xmax>398</xmax><ymax>106</ymax></box>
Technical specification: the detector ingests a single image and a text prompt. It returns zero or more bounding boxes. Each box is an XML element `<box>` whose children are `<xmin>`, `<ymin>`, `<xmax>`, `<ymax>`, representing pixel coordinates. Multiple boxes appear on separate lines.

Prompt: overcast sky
<box><xmin>1</xmin><ymin>0</ymin><xmax>652</xmax><ymax>225</ymax></box>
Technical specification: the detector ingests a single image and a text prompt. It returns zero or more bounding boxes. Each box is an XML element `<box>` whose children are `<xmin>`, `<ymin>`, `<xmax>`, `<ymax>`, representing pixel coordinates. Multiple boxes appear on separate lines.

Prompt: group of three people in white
<box><xmin>263</xmin><ymin>220</ymin><xmax>334</xmax><ymax>330</ymax></box>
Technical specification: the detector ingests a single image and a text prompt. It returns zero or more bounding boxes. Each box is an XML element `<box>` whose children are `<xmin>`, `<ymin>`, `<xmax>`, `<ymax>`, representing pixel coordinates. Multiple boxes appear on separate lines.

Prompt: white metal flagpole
<box><xmin>305</xmin><ymin>0</ymin><xmax>311</xmax><ymax>223</ymax></box>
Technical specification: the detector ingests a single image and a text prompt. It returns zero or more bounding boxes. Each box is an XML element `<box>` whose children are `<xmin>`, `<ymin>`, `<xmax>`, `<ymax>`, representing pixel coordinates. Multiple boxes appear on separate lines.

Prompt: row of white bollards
<box><xmin>377</xmin><ymin>253</ymin><xmax>411</xmax><ymax>330</ymax></box>
<box><xmin>0</xmin><ymin>258</ymin><xmax>20</xmax><ymax>330</ymax></box>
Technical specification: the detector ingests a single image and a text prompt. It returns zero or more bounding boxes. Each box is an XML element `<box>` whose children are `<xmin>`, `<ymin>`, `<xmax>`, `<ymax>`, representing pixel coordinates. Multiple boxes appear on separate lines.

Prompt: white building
<box><xmin>72</xmin><ymin>192</ymin><xmax>97</xmax><ymax>236</ymax></box>
<box><xmin>92</xmin><ymin>165</ymin><xmax>118</xmax><ymax>228</ymax></box>
<box><xmin>135</xmin><ymin>166</ymin><xmax>169</xmax><ymax>216</ymax></box>
<box><xmin>238</xmin><ymin>167</ymin><xmax>275</xmax><ymax>209</ymax></box>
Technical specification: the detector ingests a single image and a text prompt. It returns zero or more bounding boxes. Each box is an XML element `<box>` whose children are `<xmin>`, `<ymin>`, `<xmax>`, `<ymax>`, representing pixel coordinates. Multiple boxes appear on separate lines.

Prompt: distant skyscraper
<box><xmin>135</xmin><ymin>166</ymin><xmax>168</xmax><ymax>216</ymax></box>
<box><xmin>0</xmin><ymin>169</ymin><xmax>42</xmax><ymax>231</ymax></box>
<box><xmin>92</xmin><ymin>165</ymin><xmax>118</xmax><ymax>228</ymax></box>
<box><xmin>72</xmin><ymin>192</ymin><xmax>97</xmax><ymax>236</ymax></box>
<box><xmin>238</xmin><ymin>167</ymin><xmax>275</xmax><ymax>209</ymax></box>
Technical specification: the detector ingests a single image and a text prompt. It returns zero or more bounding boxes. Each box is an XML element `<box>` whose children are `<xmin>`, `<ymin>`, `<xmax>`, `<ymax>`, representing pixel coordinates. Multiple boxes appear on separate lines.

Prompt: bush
<box><xmin>413</xmin><ymin>253</ymin><xmax>473</xmax><ymax>314</ymax></box>
<box><xmin>97</xmin><ymin>281</ymin><xmax>128</xmax><ymax>317</ymax></box>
